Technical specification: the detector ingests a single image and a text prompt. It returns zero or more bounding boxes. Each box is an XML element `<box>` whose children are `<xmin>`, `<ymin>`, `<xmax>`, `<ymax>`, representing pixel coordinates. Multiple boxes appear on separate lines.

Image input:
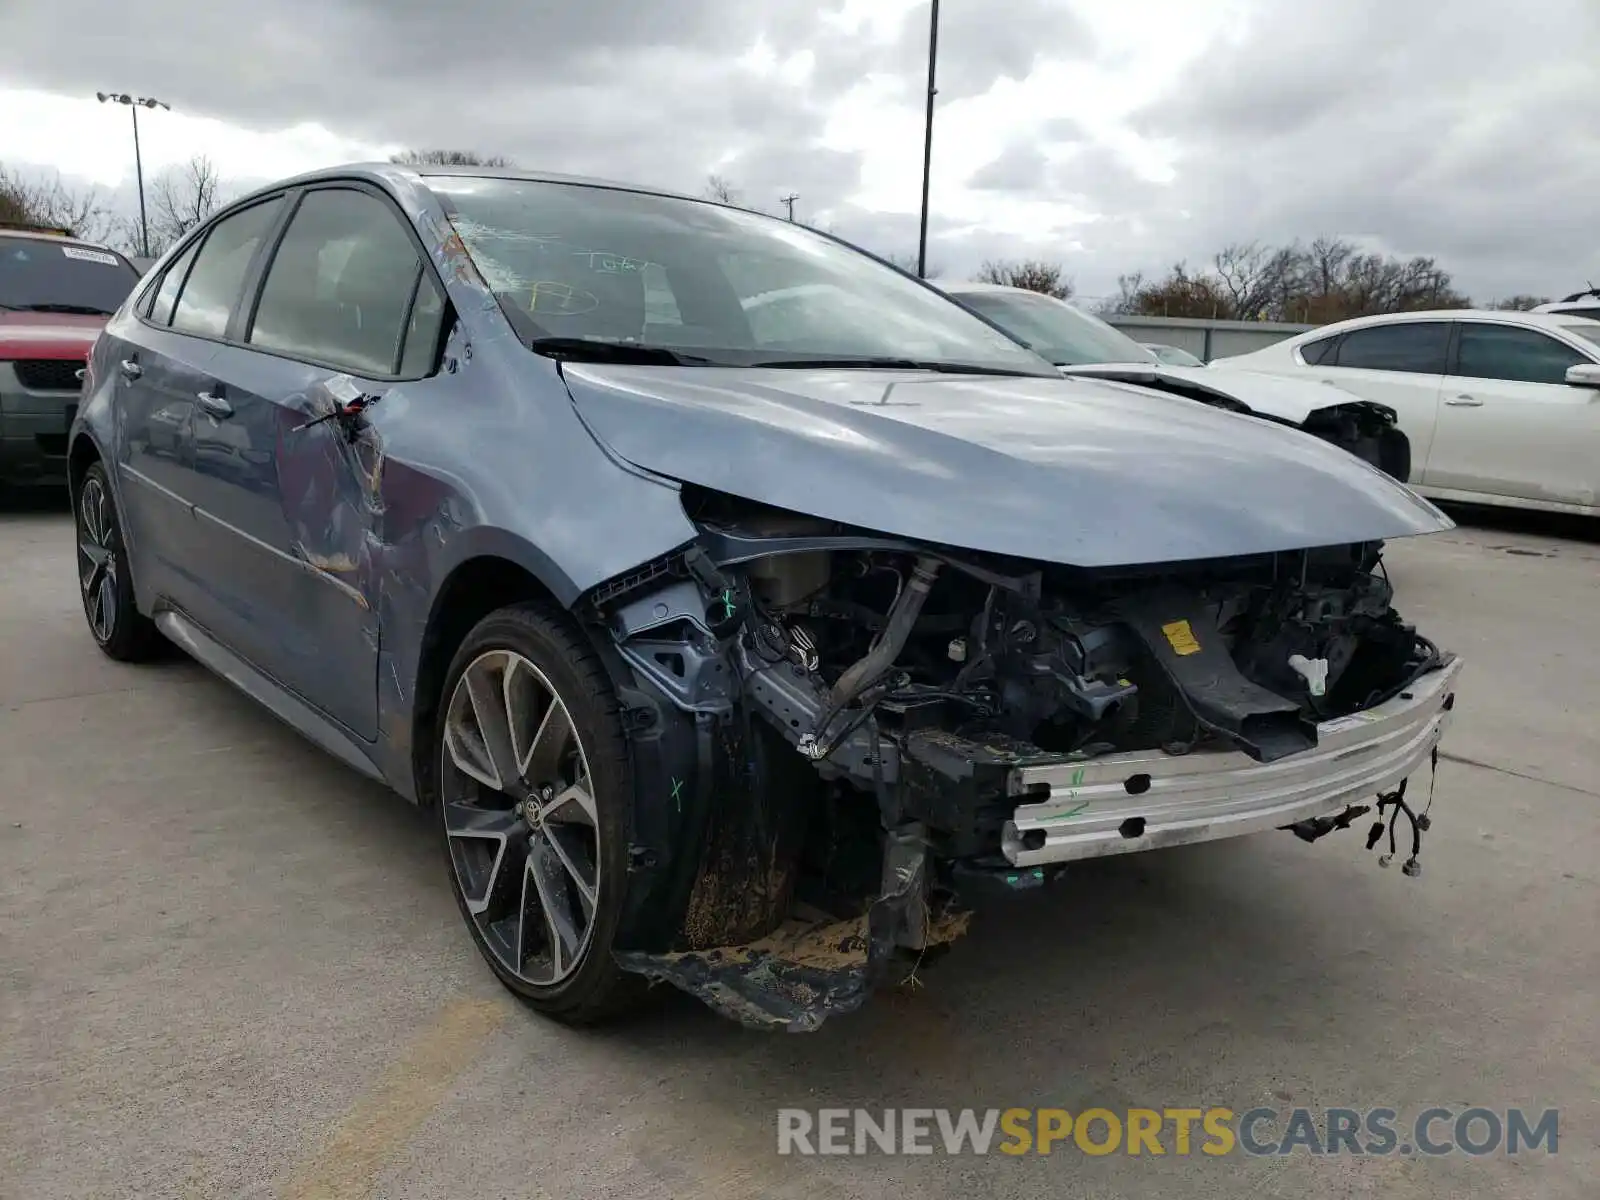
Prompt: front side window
<box><xmin>0</xmin><ymin>235</ymin><xmax>140</xmax><ymax>316</ymax></box>
<box><xmin>427</xmin><ymin>177</ymin><xmax>1057</xmax><ymax>375</ymax></box>
<box><xmin>1331</xmin><ymin>322</ymin><xmax>1451</xmax><ymax>374</ymax></box>
<box><xmin>1455</xmin><ymin>324</ymin><xmax>1590</xmax><ymax>385</ymax></box>
<box><xmin>169</xmin><ymin>198</ymin><xmax>284</xmax><ymax>339</ymax></box>
<box><xmin>946</xmin><ymin>289</ymin><xmax>1157</xmax><ymax>366</ymax></box>
<box><xmin>249</xmin><ymin>188</ymin><xmax>430</xmax><ymax>377</ymax></box>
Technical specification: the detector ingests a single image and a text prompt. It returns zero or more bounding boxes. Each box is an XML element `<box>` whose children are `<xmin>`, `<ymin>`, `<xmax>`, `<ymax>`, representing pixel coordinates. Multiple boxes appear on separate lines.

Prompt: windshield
<box><xmin>948</xmin><ymin>288</ymin><xmax>1158</xmax><ymax>367</ymax></box>
<box><xmin>428</xmin><ymin>177</ymin><xmax>1057</xmax><ymax>375</ymax></box>
<box><xmin>1145</xmin><ymin>343</ymin><xmax>1205</xmax><ymax>367</ymax></box>
<box><xmin>0</xmin><ymin>237</ymin><xmax>140</xmax><ymax>315</ymax></box>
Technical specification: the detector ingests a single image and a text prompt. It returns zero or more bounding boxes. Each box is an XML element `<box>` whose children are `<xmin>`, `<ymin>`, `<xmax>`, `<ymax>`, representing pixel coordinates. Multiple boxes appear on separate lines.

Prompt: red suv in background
<box><xmin>1</xmin><ymin>224</ymin><xmax>143</xmax><ymax>486</ymax></box>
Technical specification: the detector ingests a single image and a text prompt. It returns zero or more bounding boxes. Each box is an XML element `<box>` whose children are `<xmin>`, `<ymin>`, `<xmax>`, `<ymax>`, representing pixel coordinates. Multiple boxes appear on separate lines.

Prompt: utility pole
<box><xmin>916</xmin><ymin>0</ymin><xmax>940</xmax><ymax>278</ymax></box>
<box><xmin>96</xmin><ymin>92</ymin><xmax>170</xmax><ymax>258</ymax></box>
<box><xmin>780</xmin><ymin>193</ymin><xmax>799</xmax><ymax>222</ymax></box>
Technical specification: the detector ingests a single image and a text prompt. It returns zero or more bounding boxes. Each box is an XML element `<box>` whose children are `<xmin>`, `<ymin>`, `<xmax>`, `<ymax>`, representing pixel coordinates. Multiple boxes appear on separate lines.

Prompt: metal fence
<box><xmin>1103</xmin><ymin>314</ymin><xmax>1315</xmax><ymax>362</ymax></box>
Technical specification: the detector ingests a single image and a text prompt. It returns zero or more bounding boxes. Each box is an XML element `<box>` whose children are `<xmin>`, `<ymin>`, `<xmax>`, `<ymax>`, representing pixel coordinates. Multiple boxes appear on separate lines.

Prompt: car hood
<box><xmin>1056</xmin><ymin>361</ymin><xmax>1375</xmax><ymax>425</ymax></box>
<box><xmin>0</xmin><ymin>311</ymin><xmax>106</xmax><ymax>360</ymax></box>
<box><xmin>561</xmin><ymin>364</ymin><xmax>1451</xmax><ymax>568</ymax></box>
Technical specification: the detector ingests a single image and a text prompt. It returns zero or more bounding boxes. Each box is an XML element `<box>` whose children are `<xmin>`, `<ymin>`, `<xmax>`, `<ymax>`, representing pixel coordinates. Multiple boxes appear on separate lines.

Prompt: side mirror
<box><xmin>1565</xmin><ymin>363</ymin><xmax>1600</xmax><ymax>389</ymax></box>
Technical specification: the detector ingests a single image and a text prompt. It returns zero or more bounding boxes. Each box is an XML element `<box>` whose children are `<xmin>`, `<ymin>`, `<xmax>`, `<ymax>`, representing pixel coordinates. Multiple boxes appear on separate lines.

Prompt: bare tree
<box><xmin>703</xmin><ymin>173</ymin><xmax>741</xmax><ymax>205</ymax></box>
<box><xmin>876</xmin><ymin>250</ymin><xmax>943</xmax><ymax>277</ymax></box>
<box><xmin>1211</xmin><ymin>241</ymin><xmax>1303</xmax><ymax>321</ymax></box>
<box><xmin>1489</xmin><ymin>294</ymin><xmax>1551</xmax><ymax>311</ymax></box>
<box><xmin>391</xmin><ymin>148</ymin><xmax>514</xmax><ymax>167</ymax></box>
<box><xmin>0</xmin><ymin>164</ymin><xmax>111</xmax><ymax>241</ymax></box>
<box><xmin>973</xmin><ymin>259</ymin><xmax>1074</xmax><ymax>299</ymax></box>
<box><xmin>1120</xmin><ymin>237</ymin><xmax>1472</xmax><ymax>322</ymax></box>
<box><xmin>148</xmin><ymin>155</ymin><xmax>225</xmax><ymax>255</ymax></box>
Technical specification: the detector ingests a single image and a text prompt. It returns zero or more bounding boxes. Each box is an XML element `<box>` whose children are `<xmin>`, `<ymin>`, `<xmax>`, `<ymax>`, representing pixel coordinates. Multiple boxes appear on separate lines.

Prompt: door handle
<box><xmin>118</xmin><ymin>359</ymin><xmax>142</xmax><ymax>380</ymax></box>
<box><xmin>1444</xmin><ymin>395</ymin><xmax>1483</xmax><ymax>407</ymax></box>
<box><xmin>196</xmin><ymin>390</ymin><xmax>234</xmax><ymax>419</ymax></box>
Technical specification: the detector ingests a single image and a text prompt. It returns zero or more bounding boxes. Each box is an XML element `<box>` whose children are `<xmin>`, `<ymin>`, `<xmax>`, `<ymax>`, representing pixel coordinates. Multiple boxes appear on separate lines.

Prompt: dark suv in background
<box><xmin>1</xmin><ymin>224</ymin><xmax>143</xmax><ymax>486</ymax></box>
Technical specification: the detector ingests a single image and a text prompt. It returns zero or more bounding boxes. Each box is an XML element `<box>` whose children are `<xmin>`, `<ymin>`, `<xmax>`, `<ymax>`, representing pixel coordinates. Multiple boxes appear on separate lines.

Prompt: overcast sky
<box><xmin>3</xmin><ymin>0</ymin><xmax>1596</xmax><ymax>304</ymax></box>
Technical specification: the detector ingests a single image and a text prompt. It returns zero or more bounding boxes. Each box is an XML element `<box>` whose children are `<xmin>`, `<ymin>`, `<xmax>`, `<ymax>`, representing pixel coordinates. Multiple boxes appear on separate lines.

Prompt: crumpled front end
<box><xmin>592</xmin><ymin>490</ymin><xmax>1461</xmax><ymax>1030</ymax></box>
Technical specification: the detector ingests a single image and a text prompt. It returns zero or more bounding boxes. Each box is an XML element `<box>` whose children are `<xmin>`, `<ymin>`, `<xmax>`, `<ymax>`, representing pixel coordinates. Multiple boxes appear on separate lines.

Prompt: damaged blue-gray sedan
<box><xmin>68</xmin><ymin>164</ymin><xmax>1463</xmax><ymax>1031</ymax></box>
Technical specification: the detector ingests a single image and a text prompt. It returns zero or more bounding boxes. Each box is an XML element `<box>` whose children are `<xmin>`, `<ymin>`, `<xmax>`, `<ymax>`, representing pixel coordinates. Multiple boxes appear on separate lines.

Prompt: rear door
<box><xmin>1311</xmin><ymin>320</ymin><xmax>1452</xmax><ymax>481</ymax></box>
<box><xmin>1426</xmin><ymin>321</ymin><xmax>1600</xmax><ymax>504</ymax></box>
<box><xmin>185</xmin><ymin>183</ymin><xmax>449</xmax><ymax>738</ymax></box>
<box><xmin>114</xmin><ymin>197</ymin><xmax>286</xmax><ymax>613</ymax></box>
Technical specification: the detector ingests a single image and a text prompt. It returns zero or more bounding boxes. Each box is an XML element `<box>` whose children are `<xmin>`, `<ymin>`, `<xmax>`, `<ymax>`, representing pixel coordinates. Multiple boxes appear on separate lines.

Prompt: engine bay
<box><xmin>596</xmin><ymin>490</ymin><xmax>1454</xmax><ymax>1028</ymax></box>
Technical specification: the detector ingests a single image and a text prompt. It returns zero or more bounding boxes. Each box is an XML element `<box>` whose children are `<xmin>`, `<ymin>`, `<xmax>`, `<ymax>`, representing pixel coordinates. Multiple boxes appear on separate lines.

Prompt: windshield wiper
<box><xmin>11</xmin><ymin>303</ymin><xmax>116</xmax><ymax>316</ymax></box>
<box><xmin>748</xmin><ymin>354</ymin><xmax>1042</xmax><ymax>377</ymax></box>
<box><xmin>526</xmin><ymin>337</ymin><xmax>719</xmax><ymax>366</ymax></box>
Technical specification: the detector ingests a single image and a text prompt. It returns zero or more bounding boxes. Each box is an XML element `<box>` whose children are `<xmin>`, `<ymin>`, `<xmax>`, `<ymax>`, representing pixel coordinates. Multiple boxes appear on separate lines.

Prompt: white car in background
<box><xmin>1532</xmin><ymin>288</ymin><xmax>1600</xmax><ymax>320</ymax></box>
<box><xmin>1219</xmin><ymin>309</ymin><xmax>1600</xmax><ymax>516</ymax></box>
<box><xmin>940</xmin><ymin>281</ymin><xmax>1411</xmax><ymax>479</ymax></box>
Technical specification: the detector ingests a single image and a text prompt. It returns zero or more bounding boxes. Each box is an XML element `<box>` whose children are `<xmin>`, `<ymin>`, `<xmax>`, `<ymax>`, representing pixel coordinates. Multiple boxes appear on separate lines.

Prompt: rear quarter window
<box><xmin>1297</xmin><ymin>335</ymin><xmax>1339</xmax><ymax>365</ymax></box>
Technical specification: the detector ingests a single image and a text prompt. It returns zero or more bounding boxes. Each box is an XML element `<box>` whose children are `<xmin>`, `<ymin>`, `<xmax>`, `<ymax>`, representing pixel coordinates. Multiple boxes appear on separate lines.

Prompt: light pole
<box><xmin>916</xmin><ymin>0</ymin><xmax>940</xmax><ymax>278</ymax></box>
<box><xmin>96</xmin><ymin>92</ymin><xmax>170</xmax><ymax>258</ymax></box>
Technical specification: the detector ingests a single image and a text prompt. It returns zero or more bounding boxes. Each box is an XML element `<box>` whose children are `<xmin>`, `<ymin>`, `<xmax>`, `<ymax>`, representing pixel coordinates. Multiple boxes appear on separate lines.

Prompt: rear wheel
<box><xmin>74</xmin><ymin>462</ymin><xmax>163</xmax><ymax>662</ymax></box>
<box><xmin>435</xmin><ymin>602</ymin><xmax>642</xmax><ymax>1023</ymax></box>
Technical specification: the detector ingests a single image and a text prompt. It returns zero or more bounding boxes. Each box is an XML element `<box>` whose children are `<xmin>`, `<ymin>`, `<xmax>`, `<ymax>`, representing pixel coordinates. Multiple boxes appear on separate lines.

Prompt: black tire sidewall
<box><xmin>434</xmin><ymin>603</ymin><xmax>636</xmax><ymax>1019</ymax></box>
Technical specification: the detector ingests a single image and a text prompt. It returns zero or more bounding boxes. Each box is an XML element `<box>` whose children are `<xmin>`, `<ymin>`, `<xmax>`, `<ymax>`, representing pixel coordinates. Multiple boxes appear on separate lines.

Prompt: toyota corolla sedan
<box><xmin>70</xmin><ymin>164</ymin><xmax>1461</xmax><ymax>1031</ymax></box>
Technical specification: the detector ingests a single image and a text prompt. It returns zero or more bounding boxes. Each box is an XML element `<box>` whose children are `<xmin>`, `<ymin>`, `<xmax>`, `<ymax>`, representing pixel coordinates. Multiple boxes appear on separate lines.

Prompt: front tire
<box><xmin>74</xmin><ymin>462</ymin><xmax>163</xmax><ymax>662</ymax></box>
<box><xmin>435</xmin><ymin>602</ymin><xmax>642</xmax><ymax>1024</ymax></box>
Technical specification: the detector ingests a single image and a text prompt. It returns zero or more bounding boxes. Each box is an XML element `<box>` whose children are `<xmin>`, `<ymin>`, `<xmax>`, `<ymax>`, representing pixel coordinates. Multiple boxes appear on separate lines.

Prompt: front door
<box><xmin>186</xmin><ymin>184</ymin><xmax>448</xmax><ymax>740</ymax></box>
<box><xmin>1311</xmin><ymin>319</ymin><xmax>1453</xmax><ymax>482</ymax></box>
<box><xmin>1426</xmin><ymin>321</ymin><xmax>1600</xmax><ymax>506</ymax></box>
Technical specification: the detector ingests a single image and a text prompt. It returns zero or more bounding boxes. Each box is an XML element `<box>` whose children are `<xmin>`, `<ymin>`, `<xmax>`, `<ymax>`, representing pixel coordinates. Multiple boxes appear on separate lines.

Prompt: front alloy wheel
<box><xmin>436</xmin><ymin>604</ymin><xmax>638</xmax><ymax>1021</ymax></box>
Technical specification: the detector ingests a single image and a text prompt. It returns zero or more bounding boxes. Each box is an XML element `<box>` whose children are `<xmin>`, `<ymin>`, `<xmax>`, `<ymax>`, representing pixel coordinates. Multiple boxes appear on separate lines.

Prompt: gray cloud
<box><xmin>1115</xmin><ymin>0</ymin><xmax>1600</xmax><ymax>302</ymax></box>
<box><xmin>8</xmin><ymin>0</ymin><xmax>1598</xmax><ymax>304</ymax></box>
<box><xmin>970</xmin><ymin>143</ymin><xmax>1049</xmax><ymax>192</ymax></box>
<box><xmin>1</xmin><ymin>0</ymin><xmax>833</xmax><ymax>197</ymax></box>
<box><xmin>808</xmin><ymin>0</ymin><xmax>1096</xmax><ymax>103</ymax></box>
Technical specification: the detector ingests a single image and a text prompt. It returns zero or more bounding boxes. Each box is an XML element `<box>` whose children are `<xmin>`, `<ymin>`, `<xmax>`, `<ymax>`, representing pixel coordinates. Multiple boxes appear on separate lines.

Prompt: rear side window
<box><xmin>1297</xmin><ymin>335</ymin><xmax>1339</xmax><ymax>365</ymax></box>
<box><xmin>1455</xmin><ymin>324</ymin><xmax>1589</xmax><ymax>385</ymax></box>
<box><xmin>1331</xmin><ymin>322</ymin><xmax>1450</xmax><ymax>374</ymax></box>
<box><xmin>144</xmin><ymin>239</ymin><xmax>201</xmax><ymax>326</ymax></box>
<box><xmin>248</xmin><ymin>188</ymin><xmax>430</xmax><ymax>377</ymax></box>
<box><xmin>169</xmin><ymin>199</ymin><xmax>284</xmax><ymax>339</ymax></box>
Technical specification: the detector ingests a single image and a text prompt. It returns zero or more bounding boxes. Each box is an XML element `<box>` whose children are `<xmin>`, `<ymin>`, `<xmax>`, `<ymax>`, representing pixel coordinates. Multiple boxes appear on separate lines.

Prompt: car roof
<box><xmin>256</xmin><ymin>161</ymin><xmax>710</xmax><ymax>208</ymax></box>
<box><xmin>1298</xmin><ymin>307</ymin><xmax>1600</xmax><ymax>340</ymax></box>
<box><xmin>0</xmin><ymin>227</ymin><xmax>127</xmax><ymax>255</ymax></box>
<box><xmin>938</xmin><ymin>281</ymin><xmax>1047</xmax><ymax>297</ymax></box>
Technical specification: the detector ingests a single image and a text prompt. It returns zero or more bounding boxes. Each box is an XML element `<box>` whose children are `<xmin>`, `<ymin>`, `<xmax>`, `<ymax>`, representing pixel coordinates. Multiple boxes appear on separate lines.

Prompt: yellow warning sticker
<box><xmin>1161</xmin><ymin>619</ymin><xmax>1202</xmax><ymax>656</ymax></box>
